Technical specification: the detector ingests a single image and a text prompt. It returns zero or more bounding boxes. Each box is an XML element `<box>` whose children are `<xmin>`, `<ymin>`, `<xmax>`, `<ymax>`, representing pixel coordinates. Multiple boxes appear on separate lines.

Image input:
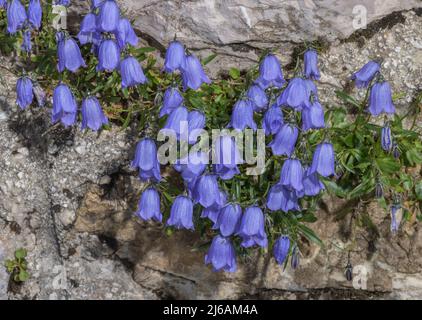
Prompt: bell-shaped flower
<box><xmin>228</xmin><ymin>99</ymin><xmax>257</xmax><ymax>131</ymax></box>
<box><xmin>0</xmin><ymin>0</ymin><xmax>7</xmax><ymax>8</ymax></box>
<box><xmin>135</xmin><ymin>187</ymin><xmax>162</xmax><ymax>222</ymax></box>
<box><xmin>57</xmin><ymin>36</ymin><xmax>86</xmax><ymax>73</ymax></box>
<box><xmin>166</xmin><ymin>196</ymin><xmax>194</xmax><ymax>230</ymax></box>
<box><xmin>131</xmin><ymin>138</ymin><xmax>161</xmax><ymax>182</ymax></box>
<box><xmin>280</xmin><ymin>159</ymin><xmax>304</xmax><ymax>192</ymax></box>
<box><xmin>28</xmin><ymin>0</ymin><xmax>42</xmax><ymax>30</ymax></box>
<box><xmin>310</xmin><ymin>142</ymin><xmax>335</xmax><ymax>177</ymax></box>
<box><xmin>120</xmin><ymin>56</ymin><xmax>147</xmax><ymax>88</ymax></box>
<box><xmin>368</xmin><ymin>81</ymin><xmax>395</xmax><ymax>116</ymax></box>
<box><xmin>159</xmin><ymin>87</ymin><xmax>184</xmax><ymax>118</ymax></box>
<box><xmin>16</xmin><ymin>77</ymin><xmax>34</xmax><ymax>110</ymax></box>
<box><xmin>266</xmin><ymin>183</ymin><xmax>300</xmax><ymax>213</ymax></box>
<box><xmin>302</xmin><ymin>101</ymin><xmax>325</xmax><ymax>131</ymax></box>
<box><xmin>351</xmin><ymin>61</ymin><xmax>380</xmax><ymax>88</ymax></box>
<box><xmin>51</xmin><ymin>83</ymin><xmax>78</xmax><ymax>127</ymax></box>
<box><xmin>213</xmin><ymin>135</ymin><xmax>243</xmax><ymax>180</ymax></box>
<box><xmin>381</xmin><ymin>126</ymin><xmax>393</xmax><ymax>151</ymax></box>
<box><xmin>96</xmin><ymin>0</ymin><xmax>120</xmax><ymax>33</ymax></box>
<box><xmin>164</xmin><ymin>40</ymin><xmax>185</xmax><ymax>73</ymax></box>
<box><xmin>303</xmin><ymin>167</ymin><xmax>325</xmax><ymax>196</ymax></box>
<box><xmin>390</xmin><ymin>205</ymin><xmax>400</xmax><ymax>234</ymax></box>
<box><xmin>213</xmin><ymin>204</ymin><xmax>242</xmax><ymax>237</ymax></box>
<box><xmin>273</xmin><ymin>236</ymin><xmax>290</xmax><ymax>265</ymax></box>
<box><xmin>304</xmin><ymin>49</ymin><xmax>320</xmax><ymax>80</ymax></box>
<box><xmin>81</xmin><ymin>96</ymin><xmax>109</xmax><ymax>131</ymax></box>
<box><xmin>205</xmin><ymin>235</ymin><xmax>237</xmax><ymax>272</ymax></box>
<box><xmin>200</xmin><ymin>191</ymin><xmax>227</xmax><ymax>223</ymax></box>
<box><xmin>181</xmin><ymin>54</ymin><xmax>211</xmax><ymax>91</ymax></box>
<box><xmin>256</xmin><ymin>54</ymin><xmax>285</xmax><ymax>89</ymax></box>
<box><xmin>7</xmin><ymin>0</ymin><xmax>27</xmax><ymax>34</ymax></box>
<box><xmin>77</xmin><ymin>13</ymin><xmax>97</xmax><ymax>45</ymax></box>
<box><xmin>237</xmin><ymin>206</ymin><xmax>267</xmax><ymax>248</ymax></box>
<box><xmin>268</xmin><ymin>123</ymin><xmax>298</xmax><ymax>156</ymax></box>
<box><xmin>174</xmin><ymin>151</ymin><xmax>208</xmax><ymax>183</ymax></box>
<box><xmin>90</xmin><ymin>0</ymin><xmax>102</xmax><ymax>8</ymax></box>
<box><xmin>262</xmin><ymin>104</ymin><xmax>283</xmax><ymax>136</ymax></box>
<box><xmin>162</xmin><ymin>106</ymin><xmax>189</xmax><ymax>139</ymax></box>
<box><xmin>116</xmin><ymin>18</ymin><xmax>138</xmax><ymax>49</ymax></box>
<box><xmin>21</xmin><ymin>30</ymin><xmax>32</xmax><ymax>53</ymax></box>
<box><xmin>193</xmin><ymin>174</ymin><xmax>221</xmax><ymax>208</ymax></box>
<box><xmin>305</xmin><ymin>79</ymin><xmax>318</xmax><ymax>99</ymax></box>
<box><xmin>277</xmin><ymin>77</ymin><xmax>311</xmax><ymax>110</ymax></box>
<box><xmin>187</xmin><ymin>110</ymin><xmax>206</xmax><ymax>144</ymax></box>
<box><xmin>247</xmin><ymin>84</ymin><xmax>268</xmax><ymax>111</ymax></box>
<box><xmin>97</xmin><ymin>39</ymin><xmax>120</xmax><ymax>72</ymax></box>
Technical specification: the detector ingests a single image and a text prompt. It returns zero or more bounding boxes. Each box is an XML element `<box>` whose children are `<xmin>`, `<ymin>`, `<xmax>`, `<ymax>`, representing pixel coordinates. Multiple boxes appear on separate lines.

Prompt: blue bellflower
<box><xmin>228</xmin><ymin>99</ymin><xmax>257</xmax><ymax>131</ymax></box>
<box><xmin>266</xmin><ymin>183</ymin><xmax>300</xmax><ymax>213</ymax></box>
<box><xmin>135</xmin><ymin>187</ymin><xmax>162</xmax><ymax>222</ymax></box>
<box><xmin>174</xmin><ymin>151</ymin><xmax>208</xmax><ymax>183</ymax></box>
<box><xmin>237</xmin><ymin>206</ymin><xmax>268</xmax><ymax>248</ymax></box>
<box><xmin>164</xmin><ymin>40</ymin><xmax>185</xmax><ymax>73</ymax></box>
<box><xmin>21</xmin><ymin>30</ymin><xmax>32</xmax><ymax>53</ymax></box>
<box><xmin>166</xmin><ymin>196</ymin><xmax>194</xmax><ymax>230</ymax></box>
<box><xmin>268</xmin><ymin>123</ymin><xmax>298</xmax><ymax>156</ymax></box>
<box><xmin>351</xmin><ymin>61</ymin><xmax>380</xmax><ymax>88</ymax></box>
<box><xmin>277</xmin><ymin>77</ymin><xmax>311</xmax><ymax>110</ymax></box>
<box><xmin>390</xmin><ymin>205</ymin><xmax>400</xmax><ymax>234</ymax></box>
<box><xmin>16</xmin><ymin>77</ymin><xmax>34</xmax><ymax>110</ymax></box>
<box><xmin>304</xmin><ymin>49</ymin><xmax>320</xmax><ymax>80</ymax></box>
<box><xmin>159</xmin><ymin>87</ymin><xmax>184</xmax><ymax>118</ymax></box>
<box><xmin>310</xmin><ymin>142</ymin><xmax>335</xmax><ymax>177</ymax></box>
<box><xmin>97</xmin><ymin>39</ymin><xmax>120</xmax><ymax>72</ymax></box>
<box><xmin>52</xmin><ymin>83</ymin><xmax>78</xmax><ymax>127</ymax></box>
<box><xmin>213</xmin><ymin>135</ymin><xmax>243</xmax><ymax>180</ymax></box>
<box><xmin>205</xmin><ymin>235</ymin><xmax>237</xmax><ymax>272</ymax></box>
<box><xmin>116</xmin><ymin>18</ymin><xmax>138</xmax><ymax>49</ymax></box>
<box><xmin>302</xmin><ymin>101</ymin><xmax>325</xmax><ymax>131</ymax></box>
<box><xmin>7</xmin><ymin>0</ymin><xmax>27</xmax><ymax>34</ymax></box>
<box><xmin>120</xmin><ymin>56</ymin><xmax>147</xmax><ymax>88</ymax></box>
<box><xmin>381</xmin><ymin>126</ymin><xmax>393</xmax><ymax>151</ymax></box>
<box><xmin>273</xmin><ymin>236</ymin><xmax>290</xmax><ymax>265</ymax></box>
<box><xmin>181</xmin><ymin>54</ymin><xmax>211</xmax><ymax>91</ymax></box>
<box><xmin>162</xmin><ymin>106</ymin><xmax>189</xmax><ymax>139</ymax></box>
<box><xmin>247</xmin><ymin>84</ymin><xmax>268</xmax><ymax>111</ymax></box>
<box><xmin>28</xmin><ymin>0</ymin><xmax>42</xmax><ymax>30</ymax></box>
<box><xmin>131</xmin><ymin>138</ymin><xmax>161</xmax><ymax>181</ymax></box>
<box><xmin>368</xmin><ymin>81</ymin><xmax>395</xmax><ymax>116</ymax></box>
<box><xmin>303</xmin><ymin>167</ymin><xmax>325</xmax><ymax>196</ymax></box>
<box><xmin>262</xmin><ymin>104</ymin><xmax>284</xmax><ymax>136</ymax></box>
<box><xmin>77</xmin><ymin>13</ymin><xmax>97</xmax><ymax>45</ymax></box>
<box><xmin>256</xmin><ymin>54</ymin><xmax>285</xmax><ymax>89</ymax></box>
<box><xmin>193</xmin><ymin>174</ymin><xmax>221</xmax><ymax>208</ymax></box>
<box><xmin>280</xmin><ymin>159</ymin><xmax>304</xmax><ymax>192</ymax></box>
<box><xmin>81</xmin><ymin>96</ymin><xmax>109</xmax><ymax>131</ymax></box>
<box><xmin>200</xmin><ymin>190</ymin><xmax>227</xmax><ymax>223</ymax></box>
<box><xmin>57</xmin><ymin>36</ymin><xmax>86</xmax><ymax>73</ymax></box>
<box><xmin>213</xmin><ymin>204</ymin><xmax>242</xmax><ymax>237</ymax></box>
<box><xmin>96</xmin><ymin>0</ymin><xmax>120</xmax><ymax>32</ymax></box>
<box><xmin>187</xmin><ymin>110</ymin><xmax>206</xmax><ymax>144</ymax></box>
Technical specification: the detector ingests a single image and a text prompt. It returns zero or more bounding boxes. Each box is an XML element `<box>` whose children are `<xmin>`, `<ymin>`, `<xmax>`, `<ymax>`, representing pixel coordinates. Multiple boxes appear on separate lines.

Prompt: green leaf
<box><xmin>15</xmin><ymin>248</ymin><xmax>27</xmax><ymax>260</ymax></box>
<box><xmin>323</xmin><ymin>180</ymin><xmax>347</xmax><ymax>198</ymax></box>
<box><xmin>229</xmin><ymin>67</ymin><xmax>240</xmax><ymax>79</ymax></box>
<box><xmin>415</xmin><ymin>181</ymin><xmax>422</xmax><ymax>201</ymax></box>
<box><xmin>202</xmin><ymin>53</ymin><xmax>217</xmax><ymax>65</ymax></box>
<box><xmin>18</xmin><ymin>270</ymin><xmax>29</xmax><ymax>282</ymax></box>
<box><xmin>335</xmin><ymin>91</ymin><xmax>361</xmax><ymax>109</ymax></box>
<box><xmin>406</xmin><ymin>148</ymin><xmax>422</xmax><ymax>166</ymax></box>
<box><xmin>297</xmin><ymin>224</ymin><xmax>324</xmax><ymax>247</ymax></box>
<box><xmin>376</xmin><ymin>157</ymin><xmax>401</xmax><ymax>175</ymax></box>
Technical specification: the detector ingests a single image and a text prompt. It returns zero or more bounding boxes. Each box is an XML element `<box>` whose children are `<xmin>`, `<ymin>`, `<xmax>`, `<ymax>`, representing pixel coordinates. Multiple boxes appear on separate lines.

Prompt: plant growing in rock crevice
<box><xmin>0</xmin><ymin>1</ymin><xmax>421</xmax><ymax>273</ymax></box>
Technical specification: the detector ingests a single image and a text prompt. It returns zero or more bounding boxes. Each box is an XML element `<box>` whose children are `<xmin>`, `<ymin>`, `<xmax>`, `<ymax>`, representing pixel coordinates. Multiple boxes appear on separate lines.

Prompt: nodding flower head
<box><xmin>273</xmin><ymin>236</ymin><xmax>290</xmax><ymax>265</ymax></box>
<box><xmin>57</xmin><ymin>35</ymin><xmax>87</xmax><ymax>73</ymax></box>
<box><xmin>268</xmin><ymin>123</ymin><xmax>298</xmax><ymax>157</ymax></box>
<box><xmin>159</xmin><ymin>87</ymin><xmax>184</xmax><ymax>118</ymax></box>
<box><xmin>131</xmin><ymin>138</ymin><xmax>161</xmax><ymax>182</ymax></box>
<box><xmin>174</xmin><ymin>151</ymin><xmax>208</xmax><ymax>183</ymax></box>
<box><xmin>187</xmin><ymin>110</ymin><xmax>206</xmax><ymax>144</ymax></box>
<box><xmin>303</xmin><ymin>167</ymin><xmax>325</xmax><ymax>196</ymax></box>
<box><xmin>237</xmin><ymin>206</ymin><xmax>268</xmax><ymax>249</ymax></box>
<box><xmin>77</xmin><ymin>13</ymin><xmax>97</xmax><ymax>45</ymax></box>
<box><xmin>166</xmin><ymin>196</ymin><xmax>194</xmax><ymax>230</ymax></box>
<box><xmin>304</xmin><ymin>49</ymin><xmax>320</xmax><ymax>80</ymax></box>
<box><xmin>135</xmin><ymin>187</ymin><xmax>163</xmax><ymax>222</ymax></box>
<box><xmin>262</xmin><ymin>104</ymin><xmax>284</xmax><ymax>136</ymax></box>
<box><xmin>213</xmin><ymin>204</ymin><xmax>242</xmax><ymax>237</ymax></box>
<box><xmin>266</xmin><ymin>183</ymin><xmax>301</xmax><ymax>213</ymax></box>
<box><xmin>162</xmin><ymin>105</ymin><xmax>189</xmax><ymax>140</ymax></box>
<box><xmin>96</xmin><ymin>0</ymin><xmax>120</xmax><ymax>33</ymax></box>
<box><xmin>28</xmin><ymin>0</ymin><xmax>42</xmax><ymax>30</ymax></box>
<box><xmin>302</xmin><ymin>101</ymin><xmax>325</xmax><ymax>131</ymax></box>
<box><xmin>368</xmin><ymin>81</ymin><xmax>395</xmax><ymax>116</ymax></box>
<box><xmin>193</xmin><ymin>174</ymin><xmax>222</xmax><ymax>208</ymax></box>
<box><xmin>277</xmin><ymin>77</ymin><xmax>311</xmax><ymax>110</ymax></box>
<box><xmin>97</xmin><ymin>39</ymin><xmax>120</xmax><ymax>72</ymax></box>
<box><xmin>247</xmin><ymin>84</ymin><xmax>268</xmax><ymax>111</ymax></box>
<box><xmin>390</xmin><ymin>205</ymin><xmax>400</xmax><ymax>234</ymax></box>
<box><xmin>205</xmin><ymin>235</ymin><xmax>237</xmax><ymax>273</ymax></box>
<box><xmin>280</xmin><ymin>159</ymin><xmax>304</xmax><ymax>192</ymax></box>
<box><xmin>181</xmin><ymin>54</ymin><xmax>211</xmax><ymax>91</ymax></box>
<box><xmin>116</xmin><ymin>18</ymin><xmax>138</xmax><ymax>49</ymax></box>
<box><xmin>351</xmin><ymin>60</ymin><xmax>380</xmax><ymax>89</ymax></box>
<box><xmin>164</xmin><ymin>40</ymin><xmax>185</xmax><ymax>73</ymax></box>
<box><xmin>52</xmin><ymin>83</ymin><xmax>78</xmax><ymax>127</ymax></box>
<box><xmin>81</xmin><ymin>96</ymin><xmax>109</xmax><ymax>131</ymax></box>
<box><xmin>228</xmin><ymin>99</ymin><xmax>257</xmax><ymax>131</ymax></box>
<box><xmin>7</xmin><ymin>0</ymin><xmax>27</xmax><ymax>34</ymax></box>
<box><xmin>381</xmin><ymin>126</ymin><xmax>393</xmax><ymax>151</ymax></box>
<box><xmin>256</xmin><ymin>54</ymin><xmax>285</xmax><ymax>89</ymax></box>
<box><xmin>16</xmin><ymin>77</ymin><xmax>34</xmax><ymax>110</ymax></box>
<box><xmin>213</xmin><ymin>135</ymin><xmax>243</xmax><ymax>180</ymax></box>
<box><xmin>120</xmin><ymin>56</ymin><xmax>147</xmax><ymax>88</ymax></box>
<box><xmin>21</xmin><ymin>30</ymin><xmax>32</xmax><ymax>53</ymax></box>
<box><xmin>310</xmin><ymin>142</ymin><xmax>335</xmax><ymax>177</ymax></box>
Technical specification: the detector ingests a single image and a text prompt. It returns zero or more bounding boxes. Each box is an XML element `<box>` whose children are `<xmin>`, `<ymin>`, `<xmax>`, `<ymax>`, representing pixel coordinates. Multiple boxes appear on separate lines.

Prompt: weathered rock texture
<box><xmin>0</xmin><ymin>2</ymin><xmax>422</xmax><ymax>300</ymax></box>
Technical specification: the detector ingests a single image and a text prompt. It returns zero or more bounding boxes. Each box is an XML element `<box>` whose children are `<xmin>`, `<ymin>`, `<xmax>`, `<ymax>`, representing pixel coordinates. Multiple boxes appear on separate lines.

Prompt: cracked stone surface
<box><xmin>0</xmin><ymin>4</ymin><xmax>422</xmax><ymax>300</ymax></box>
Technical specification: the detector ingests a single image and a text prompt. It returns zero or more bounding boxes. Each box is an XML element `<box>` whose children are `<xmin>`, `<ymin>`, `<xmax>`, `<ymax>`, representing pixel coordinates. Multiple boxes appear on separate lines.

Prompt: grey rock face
<box><xmin>0</xmin><ymin>2</ymin><xmax>421</xmax><ymax>300</ymax></box>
